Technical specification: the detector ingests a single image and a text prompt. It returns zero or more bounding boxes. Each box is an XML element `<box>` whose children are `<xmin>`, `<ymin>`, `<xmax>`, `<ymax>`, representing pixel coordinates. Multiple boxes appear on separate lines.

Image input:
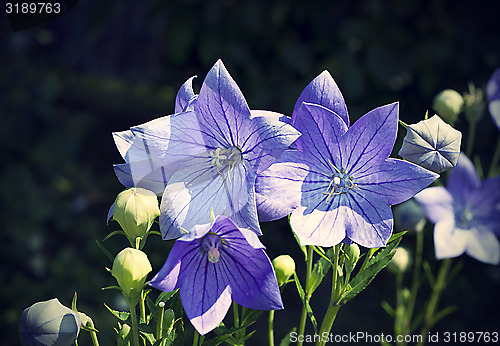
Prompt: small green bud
<box><xmin>432</xmin><ymin>89</ymin><xmax>464</xmax><ymax>124</ymax></box>
<box><xmin>388</xmin><ymin>247</ymin><xmax>411</xmax><ymax>274</ymax></box>
<box><xmin>402</xmin><ymin>288</ymin><xmax>411</xmax><ymax>304</ymax></box>
<box><xmin>463</xmin><ymin>83</ymin><xmax>486</xmax><ymax>124</ymax></box>
<box><xmin>162</xmin><ymin>308</ymin><xmax>175</xmax><ymax>338</ymax></box>
<box><xmin>344</xmin><ymin>243</ymin><xmax>360</xmax><ymax>273</ymax></box>
<box><xmin>272</xmin><ymin>255</ymin><xmax>295</xmax><ymax>286</ymax></box>
<box><xmin>111</xmin><ymin>248</ymin><xmax>152</xmax><ymax>306</ymax></box>
<box><xmin>117</xmin><ymin>323</ymin><xmax>131</xmax><ymax>346</ymax></box>
<box><xmin>113</xmin><ymin>187</ymin><xmax>160</xmax><ymax>246</ymax></box>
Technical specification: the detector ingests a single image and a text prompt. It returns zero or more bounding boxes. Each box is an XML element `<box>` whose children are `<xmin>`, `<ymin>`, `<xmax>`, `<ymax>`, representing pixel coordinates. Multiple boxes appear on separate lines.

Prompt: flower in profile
<box><xmin>486</xmin><ymin>67</ymin><xmax>500</xmax><ymax>130</ymax></box>
<box><xmin>415</xmin><ymin>153</ymin><xmax>500</xmax><ymax>264</ymax></box>
<box><xmin>256</xmin><ymin>71</ymin><xmax>439</xmax><ymax>247</ymax></box>
<box><xmin>148</xmin><ymin>215</ymin><xmax>283</xmax><ymax>335</ymax></box>
<box><xmin>398</xmin><ymin>115</ymin><xmax>461</xmax><ymax>173</ymax></box>
<box><xmin>19</xmin><ymin>298</ymin><xmax>81</xmax><ymax>346</ymax></box>
<box><xmin>113</xmin><ymin>60</ymin><xmax>300</xmax><ymax>239</ymax></box>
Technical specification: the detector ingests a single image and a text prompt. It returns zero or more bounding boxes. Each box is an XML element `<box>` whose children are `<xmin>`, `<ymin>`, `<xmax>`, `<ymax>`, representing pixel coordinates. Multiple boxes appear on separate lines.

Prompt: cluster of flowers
<box><xmin>111</xmin><ymin>60</ymin><xmax>441</xmax><ymax>334</ymax></box>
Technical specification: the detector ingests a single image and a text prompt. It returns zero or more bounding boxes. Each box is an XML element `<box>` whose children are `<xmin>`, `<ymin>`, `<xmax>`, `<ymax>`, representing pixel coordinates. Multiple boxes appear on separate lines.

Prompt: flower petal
<box><xmin>468</xmin><ymin>176</ymin><xmax>500</xmax><ymax>235</ymax></box>
<box><xmin>414</xmin><ymin>187</ymin><xmax>454</xmax><ymax>224</ymax></box>
<box><xmin>341</xmin><ymin>103</ymin><xmax>399</xmax><ymax>175</ymax></box>
<box><xmin>433</xmin><ymin>219</ymin><xmax>467</xmax><ymax>260</ymax></box>
<box><xmin>343</xmin><ymin>191</ymin><xmax>394</xmax><ymax>248</ymax></box>
<box><xmin>446</xmin><ymin>153</ymin><xmax>480</xmax><ymax>206</ymax></box>
<box><xmin>113</xmin><ymin>162</ymin><xmax>171</xmax><ymax>195</ymax></box>
<box><xmin>465</xmin><ymin>229</ymin><xmax>500</xmax><ymax>264</ymax></box>
<box><xmin>292</xmin><ymin>70</ymin><xmax>349</xmax><ymax>126</ymax></box>
<box><xmin>355</xmin><ymin>158</ymin><xmax>439</xmax><ymax>206</ymax></box>
<box><xmin>175</xmin><ymin>76</ymin><xmax>197</xmax><ymax>113</ymax></box>
<box><xmin>293</xmin><ymin>102</ymin><xmax>348</xmax><ymax>171</ymax></box>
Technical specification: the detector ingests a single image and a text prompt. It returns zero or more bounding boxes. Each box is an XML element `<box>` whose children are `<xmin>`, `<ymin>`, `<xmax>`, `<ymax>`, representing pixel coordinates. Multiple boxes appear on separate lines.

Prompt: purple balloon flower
<box><xmin>256</xmin><ymin>71</ymin><xmax>439</xmax><ymax>248</ymax></box>
<box><xmin>148</xmin><ymin>215</ymin><xmax>283</xmax><ymax>335</ymax></box>
<box><xmin>112</xmin><ymin>60</ymin><xmax>300</xmax><ymax>239</ymax></box>
<box><xmin>486</xmin><ymin>68</ymin><xmax>500</xmax><ymax>130</ymax></box>
<box><xmin>415</xmin><ymin>153</ymin><xmax>500</xmax><ymax>264</ymax></box>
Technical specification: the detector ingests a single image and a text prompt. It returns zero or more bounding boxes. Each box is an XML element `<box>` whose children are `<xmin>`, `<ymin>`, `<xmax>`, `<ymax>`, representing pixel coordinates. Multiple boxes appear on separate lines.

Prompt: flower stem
<box><xmin>488</xmin><ymin>137</ymin><xmax>500</xmax><ymax>177</ymax></box>
<box><xmin>297</xmin><ymin>246</ymin><xmax>313</xmax><ymax>346</ymax></box>
<box><xmin>129</xmin><ymin>304</ymin><xmax>140</xmax><ymax>346</ymax></box>
<box><xmin>139</xmin><ymin>291</ymin><xmax>147</xmax><ymax>322</ymax></box>
<box><xmin>466</xmin><ymin>120</ymin><xmax>477</xmax><ymax>157</ymax></box>
<box><xmin>156</xmin><ymin>302</ymin><xmax>165</xmax><ymax>341</ymax></box>
<box><xmin>268</xmin><ymin>310</ymin><xmax>275</xmax><ymax>346</ymax></box>
<box><xmin>86</xmin><ymin>319</ymin><xmax>100</xmax><ymax>346</ymax></box>
<box><xmin>193</xmin><ymin>330</ymin><xmax>199</xmax><ymax>346</ymax></box>
<box><xmin>405</xmin><ymin>229</ymin><xmax>424</xmax><ymax>334</ymax></box>
<box><xmin>317</xmin><ymin>244</ymin><xmax>342</xmax><ymax>346</ymax></box>
<box><xmin>417</xmin><ymin>259</ymin><xmax>452</xmax><ymax>346</ymax></box>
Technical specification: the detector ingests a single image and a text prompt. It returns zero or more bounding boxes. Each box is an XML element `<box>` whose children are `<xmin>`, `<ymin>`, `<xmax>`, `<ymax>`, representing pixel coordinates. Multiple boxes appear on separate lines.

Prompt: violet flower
<box><xmin>256</xmin><ymin>71</ymin><xmax>439</xmax><ymax>247</ymax></box>
<box><xmin>113</xmin><ymin>60</ymin><xmax>300</xmax><ymax>239</ymax></box>
<box><xmin>415</xmin><ymin>153</ymin><xmax>500</xmax><ymax>264</ymax></box>
<box><xmin>398</xmin><ymin>114</ymin><xmax>462</xmax><ymax>173</ymax></box>
<box><xmin>148</xmin><ymin>215</ymin><xmax>283</xmax><ymax>335</ymax></box>
<box><xmin>486</xmin><ymin>67</ymin><xmax>500</xmax><ymax>130</ymax></box>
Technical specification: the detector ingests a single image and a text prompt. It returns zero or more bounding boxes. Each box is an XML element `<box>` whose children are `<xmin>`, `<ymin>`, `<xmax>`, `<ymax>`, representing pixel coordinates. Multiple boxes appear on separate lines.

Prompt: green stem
<box><xmin>268</xmin><ymin>310</ymin><xmax>275</xmax><ymax>346</ymax></box>
<box><xmin>317</xmin><ymin>245</ymin><xmax>342</xmax><ymax>346</ymax></box>
<box><xmin>466</xmin><ymin>120</ymin><xmax>477</xmax><ymax>157</ymax></box>
<box><xmin>417</xmin><ymin>259</ymin><xmax>452</xmax><ymax>346</ymax></box>
<box><xmin>156</xmin><ymin>302</ymin><xmax>165</xmax><ymax>341</ymax></box>
<box><xmin>193</xmin><ymin>330</ymin><xmax>199</xmax><ymax>346</ymax></box>
<box><xmin>405</xmin><ymin>229</ymin><xmax>424</xmax><ymax>333</ymax></box>
<box><xmin>359</xmin><ymin>247</ymin><xmax>376</xmax><ymax>273</ymax></box>
<box><xmin>399</xmin><ymin>119</ymin><xmax>408</xmax><ymax>129</ymax></box>
<box><xmin>488</xmin><ymin>137</ymin><xmax>500</xmax><ymax>177</ymax></box>
<box><xmin>297</xmin><ymin>246</ymin><xmax>314</xmax><ymax>346</ymax></box>
<box><xmin>139</xmin><ymin>291</ymin><xmax>147</xmax><ymax>323</ymax></box>
<box><xmin>394</xmin><ymin>272</ymin><xmax>405</xmax><ymax>345</ymax></box>
<box><xmin>129</xmin><ymin>304</ymin><xmax>140</xmax><ymax>346</ymax></box>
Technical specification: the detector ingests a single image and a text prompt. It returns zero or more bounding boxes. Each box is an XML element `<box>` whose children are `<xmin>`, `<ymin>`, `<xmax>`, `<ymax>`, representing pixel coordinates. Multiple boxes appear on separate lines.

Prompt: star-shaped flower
<box><xmin>398</xmin><ymin>114</ymin><xmax>462</xmax><ymax>173</ymax></box>
<box><xmin>415</xmin><ymin>153</ymin><xmax>500</xmax><ymax>264</ymax></box>
<box><xmin>256</xmin><ymin>71</ymin><xmax>439</xmax><ymax>247</ymax></box>
<box><xmin>486</xmin><ymin>67</ymin><xmax>500</xmax><ymax>130</ymax></box>
<box><xmin>148</xmin><ymin>215</ymin><xmax>283</xmax><ymax>335</ymax></box>
<box><xmin>112</xmin><ymin>60</ymin><xmax>300</xmax><ymax>239</ymax></box>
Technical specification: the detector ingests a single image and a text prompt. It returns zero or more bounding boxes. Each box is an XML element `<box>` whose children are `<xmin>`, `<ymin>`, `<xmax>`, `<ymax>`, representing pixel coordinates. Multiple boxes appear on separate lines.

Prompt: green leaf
<box><xmin>339</xmin><ymin>237</ymin><xmax>402</xmax><ymax>305</ymax></box>
<box><xmin>381</xmin><ymin>300</ymin><xmax>395</xmax><ymax>317</ymax></box>
<box><xmin>103</xmin><ymin>229</ymin><xmax>127</xmax><ymax>241</ymax></box>
<box><xmin>289</xmin><ymin>215</ymin><xmax>307</xmax><ymax>261</ymax></box>
<box><xmin>428</xmin><ymin>305</ymin><xmax>458</xmax><ymax>327</ymax></box>
<box><xmin>169</xmin><ymin>292</ymin><xmax>184</xmax><ymax>345</ymax></box>
<box><xmin>95</xmin><ymin>239</ymin><xmax>115</xmax><ymax>263</ymax></box>
<box><xmin>279</xmin><ymin>327</ymin><xmax>297</xmax><ymax>346</ymax></box>
<box><xmin>104</xmin><ymin>303</ymin><xmax>130</xmax><ymax>321</ymax></box>
<box><xmin>388</xmin><ymin>231</ymin><xmax>407</xmax><ymax>243</ymax></box>
<box><xmin>155</xmin><ymin>290</ymin><xmax>179</xmax><ymax>305</ymax></box>
<box><xmin>422</xmin><ymin>261</ymin><xmax>435</xmax><ymax>288</ymax></box>
<box><xmin>293</xmin><ymin>272</ymin><xmax>317</xmax><ymax>333</ymax></box>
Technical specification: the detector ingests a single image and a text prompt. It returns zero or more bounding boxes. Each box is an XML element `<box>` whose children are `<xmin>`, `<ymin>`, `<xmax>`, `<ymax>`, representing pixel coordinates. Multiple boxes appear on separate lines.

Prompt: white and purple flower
<box><xmin>415</xmin><ymin>153</ymin><xmax>500</xmax><ymax>264</ymax></box>
<box><xmin>112</xmin><ymin>60</ymin><xmax>300</xmax><ymax>239</ymax></box>
<box><xmin>148</xmin><ymin>215</ymin><xmax>283</xmax><ymax>335</ymax></box>
<box><xmin>256</xmin><ymin>71</ymin><xmax>439</xmax><ymax>248</ymax></box>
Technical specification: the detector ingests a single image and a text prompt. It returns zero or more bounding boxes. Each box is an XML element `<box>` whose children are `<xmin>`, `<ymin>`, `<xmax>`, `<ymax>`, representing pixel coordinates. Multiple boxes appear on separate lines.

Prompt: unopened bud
<box><xmin>344</xmin><ymin>243</ymin><xmax>360</xmax><ymax>273</ymax></box>
<box><xmin>113</xmin><ymin>188</ymin><xmax>160</xmax><ymax>246</ymax></box>
<box><xmin>272</xmin><ymin>255</ymin><xmax>295</xmax><ymax>286</ymax></box>
<box><xmin>117</xmin><ymin>323</ymin><xmax>131</xmax><ymax>346</ymax></box>
<box><xmin>111</xmin><ymin>248</ymin><xmax>152</xmax><ymax>306</ymax></box>
<box><xmin>388</xmin><ymin>247</ymin><xmax>411</xmax><ymax>274</ymax></box>
<box><xmin>432</xmin><ymin>89</ymin><xmax>464</xmax><ymax>124</ymax></box>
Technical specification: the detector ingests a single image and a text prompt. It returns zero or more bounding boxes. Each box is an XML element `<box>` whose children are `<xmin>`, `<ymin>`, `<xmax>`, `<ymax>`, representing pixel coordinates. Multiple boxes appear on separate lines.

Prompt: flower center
<box><xmin>209</xmin><ymin>146</ymin><xmax>242</xmax><ymax>176</ymax></box>
<box><xmin>201</xmin><ymin>233</ymin><xmax>222</xmax><ymax>263</ymax></box>
<box><xmin>456</xmin><ymin>208</ymin><xmax>474</xmax><ymax>229</ymax></box>
<box><xmin>323</xmin><ymin>162</ymin><xmax>356</xmax><ymax>202</ymax></box>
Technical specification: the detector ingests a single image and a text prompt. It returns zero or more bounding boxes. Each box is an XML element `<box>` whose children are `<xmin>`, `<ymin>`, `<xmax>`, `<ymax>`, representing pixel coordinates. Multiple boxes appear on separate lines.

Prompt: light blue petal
<box><xmin>113</xmin><ymin>162</ymin><xmax>170</xmax><ymax>195</ymax></box>
<box><xmin>341</xmin><ymin>103</ymin><xmax>399</xmax><ymax>176</ymax></box>
<box><xmin>292</xmin><ymin>70</ymin><xmax>349</xmax><ymax>126</ymax></box>
<box><xmin>447</xmin><ymin>153</ymin><xmax>480</xmax><ymax>207</ymax></box>
<box><xmin>344</xmin><ymin>191</ymin><xmax>394</xmax><ymax>248</ymax></box>
<box><xmin>489</xmin><ymin>100</ymin><xmax>500</xmax><ymax>130</ymax></box>
<box><xmin>433</xmin><ymin>219</ymin><xmax>467</xmax><ymax>260</ymax></box>
<box><xmin>113</xmin><ymin>130</ymin><xmax>135</xmax><ymax>159</ymax></box>
<box><xmin>465</xmin><ymin>228</ymin><xmax>500</xmax><ymax>264</ymax></box>
<box><xmin>355</xmin><ymin>158</ymin><xmax>439</xmax><ymax>206</ymax></box>
<box><xmin>414</xmin><ymin>187</ymin><xmax>454</xmax><ymax>224</ymax></box>
<box><xmin>175</xmin><ymin>76</ymin><xmax>197</xmax><ymax>113</ymax></box>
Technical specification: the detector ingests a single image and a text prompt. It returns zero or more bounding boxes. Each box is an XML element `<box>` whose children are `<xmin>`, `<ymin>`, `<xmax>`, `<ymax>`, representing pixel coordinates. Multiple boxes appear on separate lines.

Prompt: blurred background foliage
<box><xmin>1</xmin><ymin>0</ymin><xmax>499</xmax><ymax>344</ymax></box>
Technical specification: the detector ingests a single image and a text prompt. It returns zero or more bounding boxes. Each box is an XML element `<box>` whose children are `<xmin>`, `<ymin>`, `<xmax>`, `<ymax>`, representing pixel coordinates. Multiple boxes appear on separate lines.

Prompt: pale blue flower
<box><xmin>415</xmin><ymin>153</ymin><xmax>500</xmax><ymax>264</ymax></box>
<box><xmin>486</xmin><ymin>68</ymin><xmax>500</xmax><ymax>130</ymax></box>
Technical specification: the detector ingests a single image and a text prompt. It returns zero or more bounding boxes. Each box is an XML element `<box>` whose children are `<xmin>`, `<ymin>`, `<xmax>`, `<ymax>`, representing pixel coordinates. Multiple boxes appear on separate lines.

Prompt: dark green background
<box><xmin>2</xmin><ymin>0</ymin><xmax>499</xmax><ymax>344</ymax></box>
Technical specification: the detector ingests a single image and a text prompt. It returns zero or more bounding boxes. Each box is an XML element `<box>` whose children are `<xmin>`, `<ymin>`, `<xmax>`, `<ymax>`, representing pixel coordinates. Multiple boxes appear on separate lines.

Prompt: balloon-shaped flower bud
<box><xmin>388</xmin><ymin>247</ymin><xmax>411</xmax><ymax>274</ymax></box>
<box><xmin>19</xmin><ymin>298</ymin><xmax>82</xmax><ymax>346</ymax></box>
<box><xmin>432</xmin><ymin>89</ymin><xmax>464</xmax><ymax>124</ymax></box>
<box><xmin>393</xmin><ymin>199</ymin><xmax>426</xmax><ymax>233</ymax></box>
<box><xmin>272</xmin><ymin>255</ymin><xmax>296</xmax><ymax>286</ymax></box>
<box><xmin>398</xmin><ymin>114</ymin><xmax>462</xmax><ymax>173</ymax></box>
<box><xmin>113</xmin><ymin>187</ymin><xmax>160</xmax><ymax>247</ymax></box>
<box><xmin>486</xmin><ymin>68</ymin><xmax>500</xmax><ymax>130</ymax></box>
<box><xmin>344</xmin><ymin>243</ymin><xmax>360</xmax><ymax>273</ymax></box>
<box><xmin>111</xmin><ymin>248</ymin><xmax>152</xmax><ymax>306</ymax></box>
<box><xmin>116</xmin><ymin>323</ymin><xmax>131</xmax><ymax>346</ymax></box>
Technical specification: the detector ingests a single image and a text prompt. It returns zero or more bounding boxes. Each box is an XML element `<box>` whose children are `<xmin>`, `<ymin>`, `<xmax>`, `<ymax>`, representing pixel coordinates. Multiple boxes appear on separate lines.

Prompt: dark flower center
<box><xmin>456</xmin><ymin>208</ymin><xmax>474</xmax><ymax>229</ymax></box>
<box><xmin>210</xmin><ymin>146</ymin><xmax>243</xmax><ymax>177</ymax></box>
<box><xmin>201</xmin><ymin>233</ymin><xmax>222</xmax><ymax>263</ymax></box>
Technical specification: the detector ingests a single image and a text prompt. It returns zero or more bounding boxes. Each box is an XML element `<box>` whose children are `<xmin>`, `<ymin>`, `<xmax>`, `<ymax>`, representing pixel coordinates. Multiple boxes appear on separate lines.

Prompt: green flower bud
<box><xmin>432</xmin><ymin>89</ymin><xmax>464</xmax><ymax>124</ymax></box>
<box><xmin>272</xmin><ymin>255</ymin><xmax>295</xmax><ymax>286</ymax></box>
<box><xmin>307</xmin><ymin>259</ymin><xmax>328</xmax><ymax>295</ymax></box>
<box><xmin>388</xmin><ymin>247</ymin><xmax>411</xmax><ymax>274</ymax></box>
<box><xmin>162</xmin><ymin>308</ymin><xmax>175</xmax><ymax>338</ymax></box>
<box><xmin>344</xmin><ymin>243</ymin><xmax>360</xmax><ymax>273</ymax></box>
<box><xmin>116</xmin><ymin>323</ymin><xmax>131</xmax><ymax>346</ymax></box>
<box><xmin>113</xmin><ymin>187</ymin><xmax>160</xmax><ymax>246</ymax></box>
<box><xmin>111</xmin><ymin>248</ymin><xmax>152</xmax><ymax>306</ymax></box>
<box><xmin>463</xmin><ymin>83</ymin><xmax>486</xmax><ymax>124</ymax></box>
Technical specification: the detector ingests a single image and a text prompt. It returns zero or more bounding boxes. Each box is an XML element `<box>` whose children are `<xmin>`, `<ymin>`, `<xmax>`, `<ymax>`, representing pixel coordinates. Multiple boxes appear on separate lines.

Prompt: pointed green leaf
<box><xmin>293</xmin><ymin>272</ymin><xmax>317</xmax><ymax>333</ymax></box>
<box><xmin>104</xmin><ymin>303</ymin><xmax>131</xmax><ymax>321</ymax></box>
<box><xmin>96</xmin><ymin>239</ymin><xmax>115</xmax><ymax>263</ymax></box>
<box><xmin>279</xmin><ymin>327</ymin><xmax>297</xmax><ymax>346</ymax></box>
